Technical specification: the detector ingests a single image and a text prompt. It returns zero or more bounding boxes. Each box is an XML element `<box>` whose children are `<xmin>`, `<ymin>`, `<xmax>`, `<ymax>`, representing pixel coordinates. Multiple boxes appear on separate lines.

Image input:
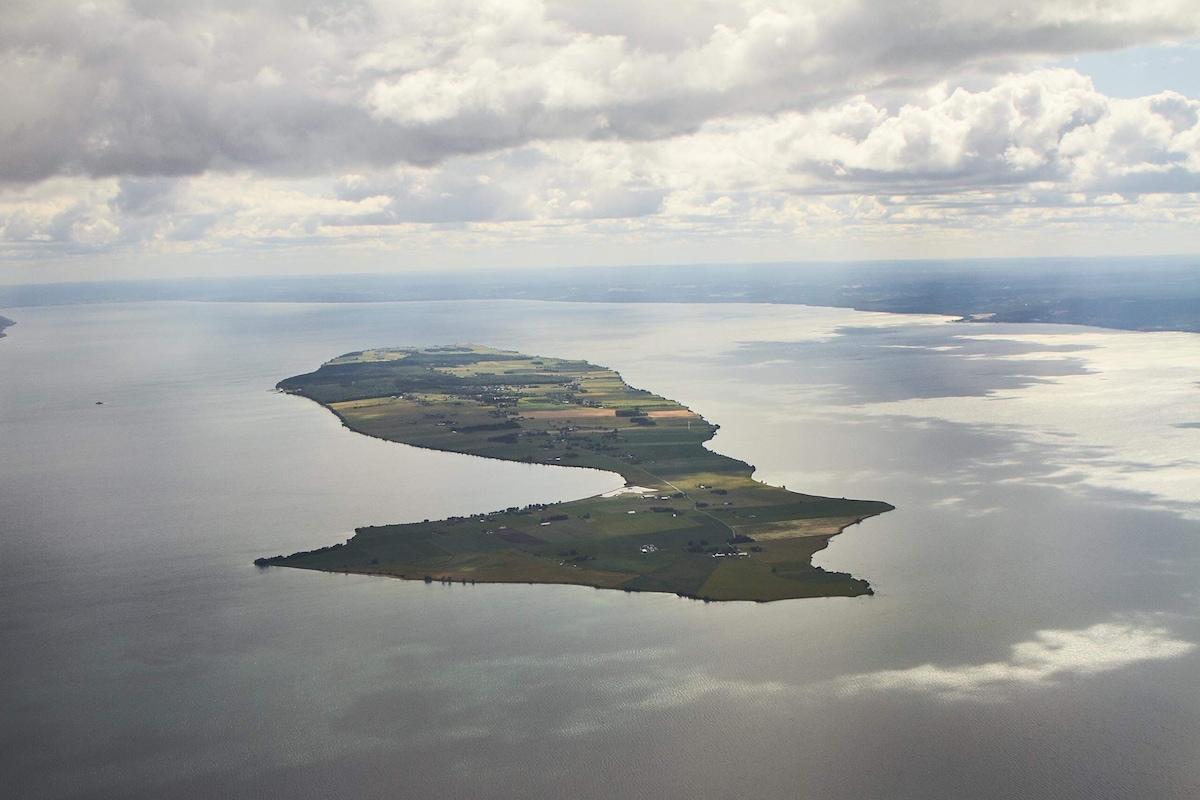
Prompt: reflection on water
<box><xmin>826</xmin><ymin>620</ymin><xmax>1196</xmax><ymax>702</ymax></box>
<box><xmin>1</xmin><ymin>301</ymin><xmax>1198</xmax><ymax>800</ymax></box>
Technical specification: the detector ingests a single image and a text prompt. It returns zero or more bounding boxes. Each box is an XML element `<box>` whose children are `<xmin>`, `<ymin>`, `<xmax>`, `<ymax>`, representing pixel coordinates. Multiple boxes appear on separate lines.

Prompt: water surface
<box><xmin>2</xmin><ymin>301</ymin><xmax>1198</xmax><ymax>799</ymax></box>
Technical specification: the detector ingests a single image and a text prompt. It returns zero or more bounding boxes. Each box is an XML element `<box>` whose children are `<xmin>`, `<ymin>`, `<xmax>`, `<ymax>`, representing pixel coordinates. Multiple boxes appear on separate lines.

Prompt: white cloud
<box><xmin>5</xmin><ymin>68</ymin><xmax>1199</xmax><ymax>255</ymax></box>
<box><xmin>2</xmin><ymin>0</ymin><xmax>1197</xmax><ymax>182</ymax></box>
<box><xmin>2</xmin><ymin>2</ymin><xmax>1199</xmax><ymax>267</ymax></box>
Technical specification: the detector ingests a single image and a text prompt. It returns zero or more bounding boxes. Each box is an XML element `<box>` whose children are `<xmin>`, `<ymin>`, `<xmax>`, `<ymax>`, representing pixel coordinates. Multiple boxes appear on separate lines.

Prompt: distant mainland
<box><xmin>5</xmin><ymin>257</ymin><xmax>1198</xmax><ymax>333</ymax></box>
<box><xmin>257</xmin><ymin>345</ymin><xmax>893</xmax><ymax>602</ymax></box>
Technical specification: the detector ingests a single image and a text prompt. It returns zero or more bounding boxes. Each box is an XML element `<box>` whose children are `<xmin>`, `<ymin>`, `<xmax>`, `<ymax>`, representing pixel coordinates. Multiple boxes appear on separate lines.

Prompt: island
<box><xmin>257</xmin><ymin>345</ymin><xmax>894</xmax><ymax>602</ymax></box>
<box><xmin>0</xmin><ymin>315</ymin><xmax>12</xmax><ymax>339</ymax></box>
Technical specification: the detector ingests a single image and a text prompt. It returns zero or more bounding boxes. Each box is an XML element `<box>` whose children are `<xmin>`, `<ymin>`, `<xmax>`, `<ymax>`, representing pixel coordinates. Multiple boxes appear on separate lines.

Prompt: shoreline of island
<box><xmin>276</xmin><ymin>512</ymin><xmax>881</xmax><ymax>604</ymax></box>
<box><xmin>256</xmin><ymin>345</ymin><xmax>893</xmax><ymax>602</ymax></box>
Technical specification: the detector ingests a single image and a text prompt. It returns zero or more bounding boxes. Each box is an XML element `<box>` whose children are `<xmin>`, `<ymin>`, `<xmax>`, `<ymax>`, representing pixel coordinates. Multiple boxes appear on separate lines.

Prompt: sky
<box><xmin>1</xmin><ymin>0</ymin><xmax>1199</xmax><ymax>284</ymax></box>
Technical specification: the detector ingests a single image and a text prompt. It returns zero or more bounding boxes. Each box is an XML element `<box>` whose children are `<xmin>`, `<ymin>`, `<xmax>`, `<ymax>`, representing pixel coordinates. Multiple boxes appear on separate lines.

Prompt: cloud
<box><xmin>2</xmin><ymin>2</ymin><xmax>1199</xmax><ymax>265</ymax></box>
<box><xmin>5</xmin><ymin>68</ymin><xmax>1199</xmax><ymax>254</ymax></box>
<box><xmin>828</xmin><ymin>621</ymin><xmax>1196</xmax><ymax>702</ymax></box>
<box><xmin>652</xmin><ymin>70</ymin><xmax>1200</xmax><ymax>195</ymax></box>
<box><xmin>2</xmin><ymin>0</ymin><xmax>1198</xmax><ymax>183</ymax></box>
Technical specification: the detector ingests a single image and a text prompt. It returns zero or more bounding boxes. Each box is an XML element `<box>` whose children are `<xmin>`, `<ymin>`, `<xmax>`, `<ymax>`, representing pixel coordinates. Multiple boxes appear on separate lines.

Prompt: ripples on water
<box><xmin>1</xmin><ymin>301</ymin><xmax>1198</xmax><ymax>799</ymax></box>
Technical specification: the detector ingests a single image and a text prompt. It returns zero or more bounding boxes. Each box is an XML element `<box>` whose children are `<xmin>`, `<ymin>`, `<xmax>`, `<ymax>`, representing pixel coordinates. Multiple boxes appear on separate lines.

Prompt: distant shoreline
<box><xmin>2</xmin><ymin>257</ymin><xmax>1198</xmax><ymax>334</ymax></box>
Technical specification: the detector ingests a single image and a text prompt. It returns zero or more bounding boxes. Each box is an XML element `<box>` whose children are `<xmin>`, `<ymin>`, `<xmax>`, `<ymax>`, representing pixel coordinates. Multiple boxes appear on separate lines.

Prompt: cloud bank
<box><xmin>2</xmin><ymin>1</ymin><xmax>1199</xmax><ymax>269</ymax></box>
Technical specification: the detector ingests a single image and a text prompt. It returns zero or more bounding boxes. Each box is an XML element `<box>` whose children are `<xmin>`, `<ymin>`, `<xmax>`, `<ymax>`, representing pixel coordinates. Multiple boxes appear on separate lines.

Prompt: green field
<box><xmin>257</xmin><ymin>345</ymin><xmax>893</xmax><ymax>601</ymax></box>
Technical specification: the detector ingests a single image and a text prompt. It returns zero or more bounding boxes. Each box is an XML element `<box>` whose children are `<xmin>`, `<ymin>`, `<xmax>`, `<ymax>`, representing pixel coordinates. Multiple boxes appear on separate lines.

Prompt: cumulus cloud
<box><xmin>5</xmin><ymin>68</ymin><xmax>1199</xmax><ymax>252</ymax></box>
<box><xmin>2</xmin><ymin>0</ymin><xmax>1198</xmax><ymax>183</ymax></box>
<box><xmin>828</xmin><ymin>621</ymin><xmax>1196</xmax><ymax>702</ymax></box>
<box><xmin>652</xmin><ymin>70</ymin><xmax>1200</xmax><ymax>195</ymax></box>
<box><xmin>1</xmin><ymin>1</ymin><xmax>1198</xmax><ymax>261</ymax></box>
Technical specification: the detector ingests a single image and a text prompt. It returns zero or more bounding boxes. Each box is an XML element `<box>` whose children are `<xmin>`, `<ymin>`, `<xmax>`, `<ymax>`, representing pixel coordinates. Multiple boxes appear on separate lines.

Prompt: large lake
<box><xmin>2</xmin><ymin>301</ymin><xmax>1198</xmax><ymax>799</ymax></box>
